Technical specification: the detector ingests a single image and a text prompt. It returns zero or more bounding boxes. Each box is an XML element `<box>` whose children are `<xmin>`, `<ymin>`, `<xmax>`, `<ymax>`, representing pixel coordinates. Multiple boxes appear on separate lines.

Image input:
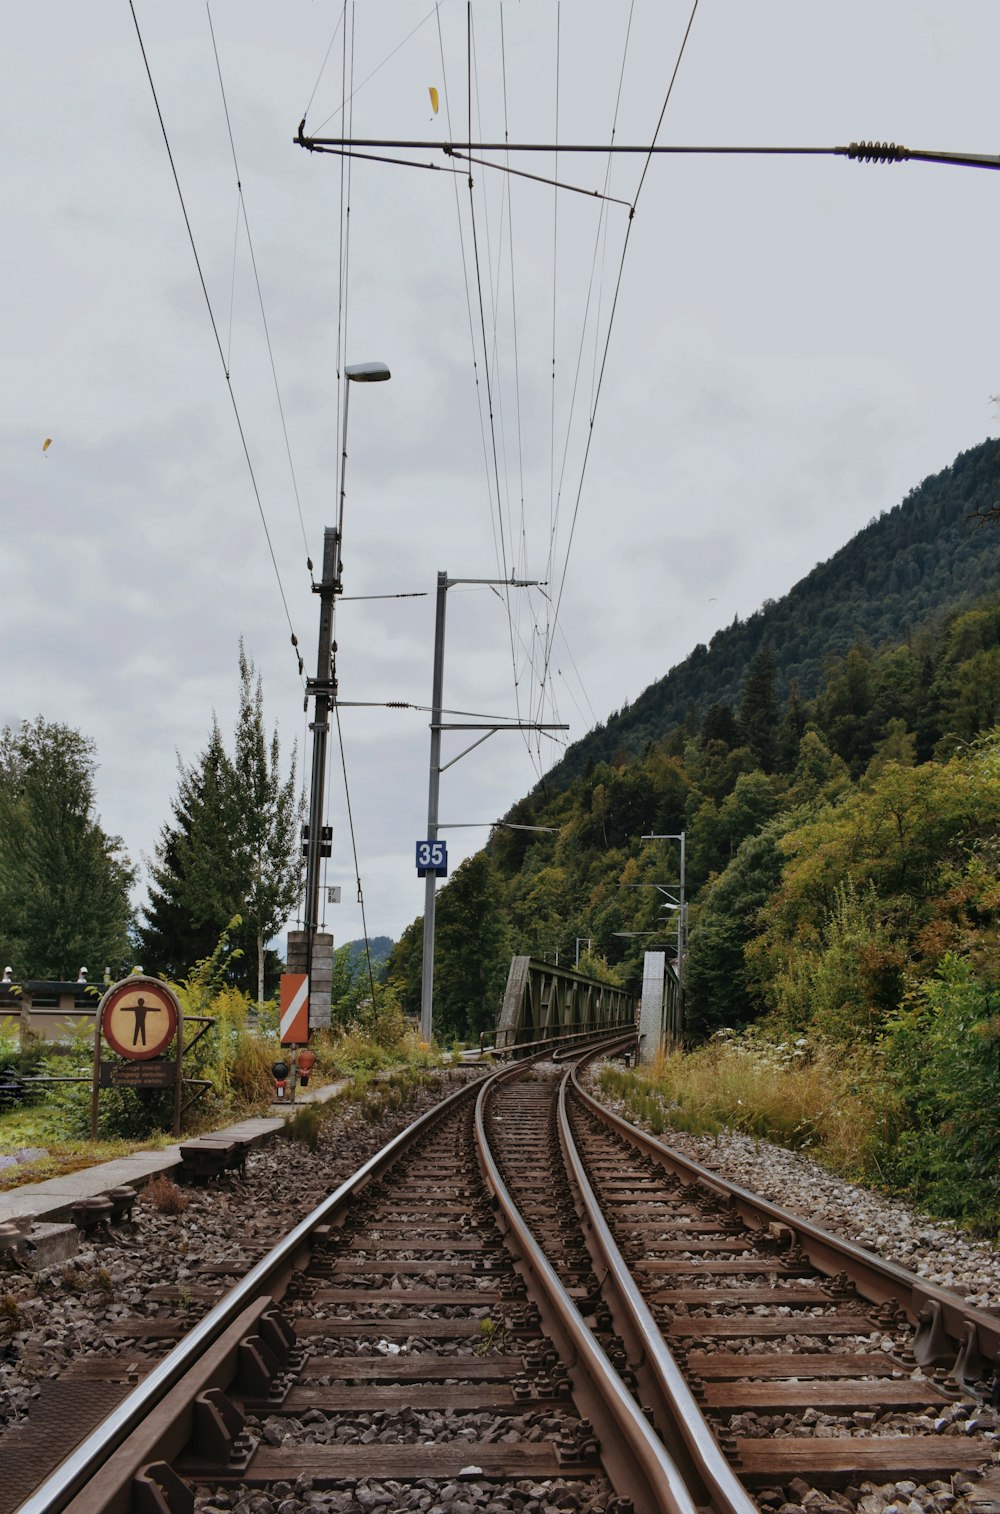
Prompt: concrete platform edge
<box><xmin>0</xmin><ymin>1077</ymin><xmax>352</xmax><ymax>1262</ymax></box>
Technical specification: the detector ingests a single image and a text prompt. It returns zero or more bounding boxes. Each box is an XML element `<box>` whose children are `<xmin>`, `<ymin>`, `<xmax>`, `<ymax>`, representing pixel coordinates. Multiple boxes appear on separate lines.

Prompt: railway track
<box><xmin>10</xmin><ymin>1041</ymin><xmax>999</xmax><ymax>1514</ymax></box>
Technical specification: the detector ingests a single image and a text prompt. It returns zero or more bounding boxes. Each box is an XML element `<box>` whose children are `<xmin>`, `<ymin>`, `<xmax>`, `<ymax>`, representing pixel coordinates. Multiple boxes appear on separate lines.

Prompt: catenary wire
<box><xmin>334</xmin><ymin>705</ymin><xmax>379</xmax><ymax>1007</ymax></box>
<box><xmin>435</xmin><ymin>4</ymin><xmax>508</xmax><ymax>584</ymax></box>
<box><xmin>465</xmin><ymin>4</ymin><xmax>511</xmax><ymax>591</ymax></box>
<box><xmin>536</xmin><ymin>2</ymin><xmax>632</xmax><ymax>760</ymax></box>
<box><xmin>467</xmin><ymin>6</ymin><xmax>532</xmax><ymax>770</ymax></box>
<box><xmin>541</xmin><ymin>0</ymin><xmax>701</xmax><ymax>722</ymax></box>
<box><xmin>128</xmin><ymin>0</ymin><xmax>304</xmax><ymax>679</ymax></box>
<box><xmin>301</xmin><ymin>5</ymin><xmax>345</xmax><ymax>125</ymax></box>
<box><xmin>207</xmin><ymin>3</ymin><xmax>314</xmax><ymax>571</ymax></box>
<box><xmin>312</xmin><ymin>4</ymin><xmax>438</xmax><ymax>135</ymax></box>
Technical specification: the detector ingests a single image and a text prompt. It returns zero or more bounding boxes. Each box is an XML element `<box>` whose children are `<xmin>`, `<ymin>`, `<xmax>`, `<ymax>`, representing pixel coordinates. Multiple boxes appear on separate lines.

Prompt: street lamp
<box><xmin>336</xmin><ymin>363</ymin><xmax>391</xmax><ymax>587</ymax></box>
<box><xmin>301</xmin><ymin>360</ymin><xmax>391</xmax><ymax>1034</ymax></box>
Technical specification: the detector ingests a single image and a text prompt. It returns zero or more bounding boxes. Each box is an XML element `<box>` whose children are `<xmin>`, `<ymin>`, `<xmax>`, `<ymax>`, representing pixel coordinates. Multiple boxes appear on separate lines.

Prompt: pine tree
<box><xmin>140</xmin><ymin>647</ymin><xmax>302</xmax><ymax>1000</ymax></box>
<box><xmin>230</xmin><ymin>644</ymin><xmax>302</xmax><ymax>1005</ymax></box>
<box><xmin>0</xmin><ymin>719</ymin><xmax>135</xmax><ymax>978</ymax></box>
<box><xmin>737</xmin><ymin>645</ymin><xmax>780</xmax><ymax>771</ymax></box>
<box><xmin>141</xmin><ymin>720</ymin><xmax>237</xmax><ymax>981</ymax></box>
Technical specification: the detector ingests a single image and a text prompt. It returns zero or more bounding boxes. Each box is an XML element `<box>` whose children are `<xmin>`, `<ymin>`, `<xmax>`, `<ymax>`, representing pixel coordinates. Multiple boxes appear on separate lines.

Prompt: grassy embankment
<box><xmin>599</xmin><ymin>1033</ymin><xmax>883</xmax><ymax>1177</ymax></box>
<box><xmin>0</xmin><ymin>984</ymin><xmax>444</xmax><ymax>1193</ymax></box>
<box><xmin>599</xmin><ymin>1018</ymin><xmax>1000</xmax><ymax>1242</ymax></box>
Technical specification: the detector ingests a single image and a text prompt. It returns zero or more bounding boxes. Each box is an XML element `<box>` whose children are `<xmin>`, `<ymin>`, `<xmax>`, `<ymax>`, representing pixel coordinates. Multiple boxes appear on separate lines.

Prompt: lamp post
<box><xmin>302</xmin><ymin>361</ymin><xmax>391</xmax><ymax>1031</ymax></box>
<box><xmin>640</xmin><ymin>831</ymin><xmax>686</xmax><ymax>1004</ymax></box>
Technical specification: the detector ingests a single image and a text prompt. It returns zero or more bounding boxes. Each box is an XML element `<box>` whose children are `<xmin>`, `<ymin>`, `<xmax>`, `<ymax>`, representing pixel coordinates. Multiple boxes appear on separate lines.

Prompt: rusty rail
<box><xmin>570</xmin><ymin>1055</ymin><xmax>1000</xmax><ymax>1393</ymax></box>
<box><xmin>474</xmin><ymin>1057</ymin><xmax>700</xmax><ymax>1514</ymax></box>
<box><xmin>556</xmin><ymin>1060</ymin><xmax>757</xmax><ymax>1514</ymax></box>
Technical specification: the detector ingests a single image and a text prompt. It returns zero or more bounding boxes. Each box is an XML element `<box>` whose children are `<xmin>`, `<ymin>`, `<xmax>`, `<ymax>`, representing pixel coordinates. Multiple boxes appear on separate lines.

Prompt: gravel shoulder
<box><xmin>586</xmin><ymin>1066</ymin><xmax>1000</xmax><ymax>1313</ymax></box>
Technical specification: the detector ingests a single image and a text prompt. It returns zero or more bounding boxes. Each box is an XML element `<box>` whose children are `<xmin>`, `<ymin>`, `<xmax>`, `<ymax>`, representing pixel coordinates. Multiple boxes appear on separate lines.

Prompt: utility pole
<box><xmin>419</xmin><ymin>572</ymin><xmax>448</xmax><ymax>1044</ymax></box>
<box><xmin>292</xmin><ymin>361</ymin><xmax>391</xmax><ymax>1039</ymax></box>
<box><xmin>419</xmin><ymin>571</ymin><xmax>568</xmax><ymax>1043</ymax></box>
<box><xmin>301</xmin><ymin>525</ymin><xmax>339</xmax><ymax>1018</ymax></box>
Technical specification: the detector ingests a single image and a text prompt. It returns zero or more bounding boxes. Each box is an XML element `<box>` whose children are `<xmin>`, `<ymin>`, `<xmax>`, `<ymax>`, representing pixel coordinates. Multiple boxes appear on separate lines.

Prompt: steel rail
<box><xmin>551</xmin><ymin>1027</ymin><xmax>636</xmax><ymax>1062</ymax></box>
<box><xmin>474</xmin><ymin>1059</ymin><xmax>699</xmax><ymax>1514</ymax></box>
<box><xmin>556</xmin><ymin>1063</ymin><xmax>757</xmax><ymax>1514</ymax></box>
<box><xmin>17</xmin><ymin>1073</ymin><xmax>485</xmax><ymax>1514</ymax></box>
<box><xmin>572</xmin><ymin>1065</ymin><xmax>1000</xmax><ymax>1384</ymax></box>
<box><xmin>485</xmin><ymin>1022</ymin><xmax>637</xmax><ymax>1059</ymax></box>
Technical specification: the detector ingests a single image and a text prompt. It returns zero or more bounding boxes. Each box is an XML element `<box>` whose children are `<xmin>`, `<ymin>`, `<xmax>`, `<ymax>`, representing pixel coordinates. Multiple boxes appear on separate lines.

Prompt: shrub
<box><xmin>282</xmin><ymin>1101</ymin><xmax>321</xmax><ymax>1150</ymax></box>
<box><xmin>600</xmin><ymin>1032</ymin><xmax>887</xmax><ymax>1178</ymax></box>
<box><xmin>353</xmin><ymin>982</ymin><xmax>407</xmax><ymax>1050</ymax></box>
<box><xmin>144</xmin><ymin>1175</ymin><xmax>189</xmax><ymax>1214</ymax></box>
<box><xmin>878</xmin><ymin>955</ymin><xmax>1000</xmax><ymax>1236</ymax></box>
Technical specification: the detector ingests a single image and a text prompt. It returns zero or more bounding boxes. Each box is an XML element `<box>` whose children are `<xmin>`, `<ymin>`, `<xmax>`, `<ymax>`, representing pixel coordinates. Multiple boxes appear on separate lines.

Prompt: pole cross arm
<box><xmin>436</xmin><ymin>723</ymin><xmax>568</xmax><ymax>774</ymax></box>
<box><xmin>297</xmin><ymin>129</ymin><xmax>1000</xmax><ymax>175</ymax></box>
<box><xmin>432</xmin><ymin>722</ymin><xmax>569</xmax><ymax>730</ymax></box>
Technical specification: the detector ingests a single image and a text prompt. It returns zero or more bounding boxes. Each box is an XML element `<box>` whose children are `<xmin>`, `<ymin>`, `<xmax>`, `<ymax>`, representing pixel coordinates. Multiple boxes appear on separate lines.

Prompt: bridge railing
<box><xmin>489</xmin><ymin>955</ymin><xmax>637</xmax><ymax>1058</ymax></box>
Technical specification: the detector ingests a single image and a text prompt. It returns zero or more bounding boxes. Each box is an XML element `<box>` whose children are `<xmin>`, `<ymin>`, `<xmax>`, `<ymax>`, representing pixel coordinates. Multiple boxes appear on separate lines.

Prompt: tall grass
<box><xmin>599</xmin><ymin>1033</ymin><xmax>891</xmax><ymax>1180</ymax></box>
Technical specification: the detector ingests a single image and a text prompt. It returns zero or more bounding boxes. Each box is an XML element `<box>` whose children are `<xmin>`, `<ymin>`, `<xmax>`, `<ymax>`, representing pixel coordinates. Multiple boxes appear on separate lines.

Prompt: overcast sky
<box><xmin>3</xmin><ymin>3</ymin><xmax>999</xmax><ymax>960</ymax></box>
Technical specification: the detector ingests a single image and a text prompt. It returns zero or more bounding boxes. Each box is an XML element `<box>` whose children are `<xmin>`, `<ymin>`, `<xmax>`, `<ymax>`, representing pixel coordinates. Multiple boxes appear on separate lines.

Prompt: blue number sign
<box><xmin>416</xmin><ymin>839</ymin><xmax>448</xmax><ymax>877</ymax></box>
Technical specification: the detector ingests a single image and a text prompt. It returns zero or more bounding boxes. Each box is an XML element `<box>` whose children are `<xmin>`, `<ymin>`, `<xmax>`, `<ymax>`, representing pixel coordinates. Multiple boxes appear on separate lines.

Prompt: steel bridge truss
<box><xmin>494</xmin><ymin>956</ymin><xmax>637</xmax><ymax>1055</ymax></box>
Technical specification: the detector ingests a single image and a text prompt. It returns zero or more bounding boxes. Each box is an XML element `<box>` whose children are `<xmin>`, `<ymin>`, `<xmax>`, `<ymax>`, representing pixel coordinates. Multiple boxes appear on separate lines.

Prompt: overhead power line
<box><xmin>129</xmin><ymin>1</ymin><xmax>304</xmax><ymax>678</ymax></box>
<box><xmin>296</xmin><ymin>133</ymin><xmax>1000</xmax><ymax>175</ymax></box>
<box><xmin>206</xmin><ymin>4</ymin><xmax>313</xmax><ymax>573</ymax></box>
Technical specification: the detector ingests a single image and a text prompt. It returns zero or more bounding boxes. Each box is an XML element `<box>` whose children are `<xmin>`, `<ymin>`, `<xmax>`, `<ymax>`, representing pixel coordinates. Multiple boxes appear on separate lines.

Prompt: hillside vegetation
<box><xmin>387</xmin><ymin>438</ymin><xmax>1000</xmax><ymax>1232</ymax></box>
<box><xmin>538</xmin><ymin>437</ymin><xmax>1000</xmax><ymax>790</ymax></box>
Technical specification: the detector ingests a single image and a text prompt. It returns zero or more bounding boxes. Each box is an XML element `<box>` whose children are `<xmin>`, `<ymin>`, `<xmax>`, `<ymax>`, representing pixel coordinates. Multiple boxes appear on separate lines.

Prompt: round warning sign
<box><xmin>100</xmin><ymin>977</ymin><xmax>179</xmax><ymax>1061</ymax></box>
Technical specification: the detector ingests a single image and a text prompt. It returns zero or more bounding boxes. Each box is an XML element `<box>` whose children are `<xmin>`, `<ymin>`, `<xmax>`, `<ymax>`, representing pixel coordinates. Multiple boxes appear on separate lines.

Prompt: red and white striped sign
<box><xmin>279</xmin><ymin>973</ymin><xmax>309</xmax><ymax>1045</ymax></box>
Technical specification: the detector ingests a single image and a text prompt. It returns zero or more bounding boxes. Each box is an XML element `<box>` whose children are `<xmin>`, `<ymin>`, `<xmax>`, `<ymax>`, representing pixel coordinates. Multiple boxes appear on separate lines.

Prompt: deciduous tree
<box><xmin>0</xmin><ymin>719</ymin><xmax>134</xmax><ymax>978</ymax></box>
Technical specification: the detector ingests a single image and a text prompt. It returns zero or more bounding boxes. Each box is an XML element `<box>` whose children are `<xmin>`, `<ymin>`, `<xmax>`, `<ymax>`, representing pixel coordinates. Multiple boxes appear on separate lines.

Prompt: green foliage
<box><xmin>140</xmin><ymin>643</ymin><xmax>302</xmax><ymax>1002</ymax></box>
<box><xmin>329</xmin><ymin>942</ymin><xmax>376</xmax><ymax>1027</ymax></box>
<box><xmin>878</xmin><ymin>956</ymin><xmax>1000</xmax><ymax>1235</ymax></box>
<box><xmin>534</xmin><ymin>437</ymin><xmax>1000</xmax><ymax>790</ymax></box>
<box><xmin>282</xmin><ymin>1101</ymin><xmax>322</xmax><ymax>1151</ymax></box>
<box><xmin>746</xmin><ymin>736</ymin><xmax>1000</xmax><ymax>1041</ymax></box>
<box><xmin>380</xmin><ymin>441</ymin><xmax>1000</xmax><ymax>1228</ymax></box>
<box><xmin>38</xmin><ymin>1022</ymin><xmax>176</xmax><ymax>1141</ymax></box>
<box><xmin>598</xmin><ymin>1033</ymin><xmax>885</xmax><ymax>1177</ymax></box>
<box><xmin>685</xmin><ymin>824</ymin><xmax>786</xmax><ymax>1036</ymax></box>
<box><xmin>738</xmin><ymin>645</ymin><xmax>780</xmax><ymax>771</ymax></box>
<box><xmin>0</xmin><ymin>1021</ymin><xmax>18</xmax><ymax>1081</ymax></box>
<box><xmin>432</xmin><ymin>852</ymin><xmax>511</xmax><ymax>1042</ymax></box>
<box><xmin>0</xmin><ymin>719</ymin><xmax>135</xmax><ymax>978</ymax></box>
<box><xmin>352</xmin><ymin>981</ymin><xmax>407</xmax><ymax>1051</ymax></box>
<box><xmin>169</xmin><ymin>922</ymin><xmax>277</xmax><ymax>1111</ymax></box>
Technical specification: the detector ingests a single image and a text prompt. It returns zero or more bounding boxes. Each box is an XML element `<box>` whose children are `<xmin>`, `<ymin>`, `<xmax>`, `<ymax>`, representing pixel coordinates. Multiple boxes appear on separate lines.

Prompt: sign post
<box><xmin>91</xmin><ymin>976</ymin><xmax>183</xmax><ymax>1139</ymax></box>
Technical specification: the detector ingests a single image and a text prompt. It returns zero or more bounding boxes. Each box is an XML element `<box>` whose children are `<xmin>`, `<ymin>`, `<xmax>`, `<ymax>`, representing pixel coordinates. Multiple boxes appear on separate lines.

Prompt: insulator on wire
<box><xmin>291</xmin><ymin>633</ymin><xmax>298</xmax><ymax>647</ymax></box>
<box><xmin>307</xmin><ymin>558</ymin><xmax>313</xmax><ymax>573</ymax></box>
<box><xmin>847</xmin><ymin>140</ymin><xmax>910</xmax><ymax>164</ymax></box>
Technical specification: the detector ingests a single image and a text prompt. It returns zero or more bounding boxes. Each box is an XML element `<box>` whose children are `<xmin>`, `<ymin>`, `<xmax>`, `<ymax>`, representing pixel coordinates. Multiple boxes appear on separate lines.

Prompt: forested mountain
<box><xmin>342</xmin><ymin>936</ymin><xmax>394</xmax><ymax>969</ymax></box>
<box><xmin>539</xmin><ymin>438</ymin><xmax>1000</xmax><ymax>790</ymax></box>
<box><xmin>385</xmin><ymin>437</ymin><xmax>1000</xmax><ymax>1232</ymax></box>
<box><xmin>387</xmin><ymin>436</ymin><xmax>1000</xmax><ymax>1052</ymax></box>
